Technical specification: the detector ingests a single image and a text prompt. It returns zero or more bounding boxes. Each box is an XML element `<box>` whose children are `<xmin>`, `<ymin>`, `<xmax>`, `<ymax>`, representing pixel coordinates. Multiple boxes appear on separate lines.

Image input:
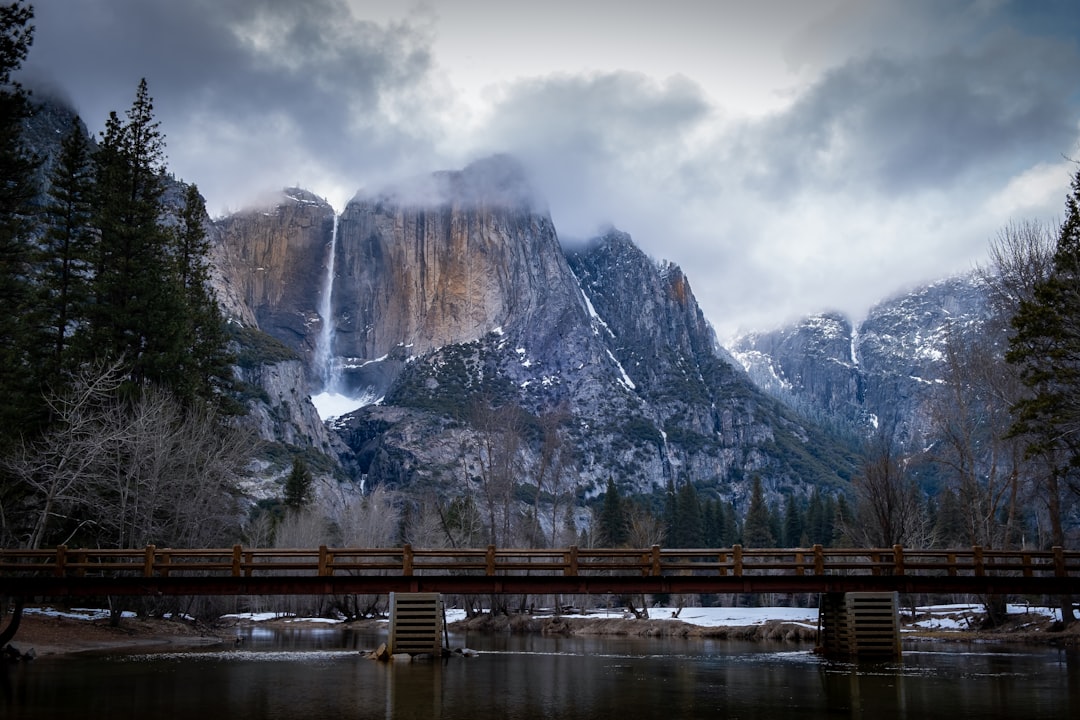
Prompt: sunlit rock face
<box><xmin>214</xmin><ymin>189</ymin><xmax>335</xmax><ymax>372</ymax></box>
<box><xmin>331</xmin><ymin>156</ymin><xmax>583</xmax><ymax>362</ymax></box>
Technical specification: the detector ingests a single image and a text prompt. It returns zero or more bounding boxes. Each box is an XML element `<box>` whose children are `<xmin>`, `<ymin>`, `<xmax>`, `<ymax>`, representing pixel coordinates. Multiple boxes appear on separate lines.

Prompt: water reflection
<box><xmin>3</xmin><ymin>627</ymin><xmax>1078</xmax><ymax>719</ymax></box>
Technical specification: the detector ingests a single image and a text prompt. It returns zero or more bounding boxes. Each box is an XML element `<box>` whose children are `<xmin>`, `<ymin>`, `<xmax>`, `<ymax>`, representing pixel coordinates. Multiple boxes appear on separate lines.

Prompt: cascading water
<box><xmin>314</xmin><ymin>213</ymin><xmax>340</xmax><ymax>392</ymax></box>
<box><xmin>310</xmin><ymin>209</ymin><xmax>380</xmax><ymax>421</ymax></box>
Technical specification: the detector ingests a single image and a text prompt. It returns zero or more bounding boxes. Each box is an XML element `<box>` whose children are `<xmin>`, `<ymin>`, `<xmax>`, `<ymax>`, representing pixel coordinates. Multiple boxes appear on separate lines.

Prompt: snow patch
<box><xmin>311</xmin><ymin>388</ymin><xmax>380</xmax><ymax>420</ymax></box>
<box><xmin>605</xmin><ymin>349</ymin><xmax>636</xmax><ymax>390</ymax></box>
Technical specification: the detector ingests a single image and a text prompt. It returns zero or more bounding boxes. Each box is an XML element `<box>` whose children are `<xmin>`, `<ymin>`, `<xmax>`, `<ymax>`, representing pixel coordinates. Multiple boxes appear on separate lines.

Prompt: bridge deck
<box><xmin>2</xmin><ymin>544</ymin><xmax>1078</xmax><ymax>597</ymax></box>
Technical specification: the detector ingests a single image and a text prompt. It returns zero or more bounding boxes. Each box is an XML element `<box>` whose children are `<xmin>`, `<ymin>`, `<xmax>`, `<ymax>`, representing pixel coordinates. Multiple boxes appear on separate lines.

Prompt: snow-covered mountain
<box><xmin>730</xmin><ymin>273</ymin><xmax>991</xmax><ymax>451</ymax></box>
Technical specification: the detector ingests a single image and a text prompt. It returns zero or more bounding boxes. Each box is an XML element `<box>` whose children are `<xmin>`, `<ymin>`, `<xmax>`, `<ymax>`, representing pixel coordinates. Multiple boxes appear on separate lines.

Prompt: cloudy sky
<box><xmin>19</xmin><ymin>0</ymin><xmax>1080</xmax><ymax>339</ymax></box>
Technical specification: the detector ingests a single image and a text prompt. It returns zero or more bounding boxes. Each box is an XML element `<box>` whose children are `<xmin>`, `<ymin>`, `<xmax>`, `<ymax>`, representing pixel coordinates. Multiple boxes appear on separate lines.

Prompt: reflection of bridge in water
<box><xmin>4</xmin><ymin>544</ymin><xmax>1077</xmax><ymax>658</ymax></box>
<box><xmin>3</xmin><ymin>544</ymin><xmax>1078</xmax><ymax>596</ymax></box>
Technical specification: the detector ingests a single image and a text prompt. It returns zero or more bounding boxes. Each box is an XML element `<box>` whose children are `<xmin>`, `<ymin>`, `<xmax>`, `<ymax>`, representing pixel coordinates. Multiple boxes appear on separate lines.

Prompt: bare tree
<box><xmin>527</xmin><ymin>402</ymin><xmax>577</xmax><ymax>547</ymax></box>
<box><xmin>926</xmin><ymin>325</ymin><xmax>1024</xmax><ymax>548</ymax></box>
<box><xmin>470</xmin><ymin>396</ymin><xmax>525</xmax><ymax>546</ymax></box>
<box><xmin>3</xmin><ymin>361</ymin><xmax>250</xmax><ymax>549</ymax></box>
<box><xmin>846</xmin><ymin>435</ymin><xmax>932</xmax><ymax>548</ymax></box>
<box><xmin>334</xmin><ymin>485</ymin><xmax>401</xmax><ymax>548</ymax></box>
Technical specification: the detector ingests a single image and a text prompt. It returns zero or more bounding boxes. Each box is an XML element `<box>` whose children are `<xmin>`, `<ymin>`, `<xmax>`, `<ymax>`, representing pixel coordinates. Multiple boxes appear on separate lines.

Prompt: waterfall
<box><xmin>315</xmin><ymin>213</ymin><xmax>339</xmax><ymax>392</ymax></box>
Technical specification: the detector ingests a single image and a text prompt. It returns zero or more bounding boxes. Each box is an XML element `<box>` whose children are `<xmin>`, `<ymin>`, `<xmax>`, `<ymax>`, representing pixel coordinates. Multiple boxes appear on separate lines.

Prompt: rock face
<box><xmin>214</xmin><ymin>189</ymin><xmax>335</xmax><ymax>383</ymax></box>
<box><xmin>213</xmin><ymin>157</ymin><xmax>859</xmax><ymax>505</ymax></box>
<box><xmin>730</xmin><ymin>274</ymin><xmax>990</xmax><ymax>450</ymax></box>
<box><xmin>329</xmin><ymin>157</ymin><xmax>587</xmax><ymax>398</ymax></box>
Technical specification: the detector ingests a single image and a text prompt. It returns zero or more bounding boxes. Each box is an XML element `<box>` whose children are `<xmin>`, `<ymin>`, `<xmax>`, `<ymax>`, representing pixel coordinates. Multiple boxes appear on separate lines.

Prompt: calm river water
<box><xmin>3</xmin><ymin>625</ymin><xmax>1078</xmax><ymax>719</ymax></box>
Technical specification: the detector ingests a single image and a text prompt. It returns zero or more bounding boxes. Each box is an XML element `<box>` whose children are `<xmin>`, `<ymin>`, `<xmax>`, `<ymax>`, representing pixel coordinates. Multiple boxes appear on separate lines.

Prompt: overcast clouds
<box><xmin>19</xmin><ymin>0</ymin><xmax>1080</xmax><ymax>339</ymax></box>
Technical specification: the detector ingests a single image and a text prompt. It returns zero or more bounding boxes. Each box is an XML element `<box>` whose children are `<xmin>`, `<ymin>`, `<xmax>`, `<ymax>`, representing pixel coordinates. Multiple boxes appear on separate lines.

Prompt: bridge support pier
<box><xmin>388</xmin><ymin>592</ymin><xmax>444</xmax><ymax>656</ymax></box>
<box><xmin>818</xmin><ymin>591</ymin><xmax>900</xmax><ymax>659</ymax></box>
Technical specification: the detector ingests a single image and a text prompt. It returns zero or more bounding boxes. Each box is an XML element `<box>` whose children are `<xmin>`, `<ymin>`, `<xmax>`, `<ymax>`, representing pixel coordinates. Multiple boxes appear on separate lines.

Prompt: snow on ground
<box><xmin>900</xmin><ymin>603</ymin><xmax>1060</xmax><ymax>631</ymax></box>
<box><xmin>24</xmin><ymin>603</ymin><xmax>1064</xmax><ymax>631</ymax></box>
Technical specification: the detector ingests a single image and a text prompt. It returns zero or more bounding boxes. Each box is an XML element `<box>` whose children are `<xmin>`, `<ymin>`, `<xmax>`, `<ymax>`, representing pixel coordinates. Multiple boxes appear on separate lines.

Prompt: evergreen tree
<box><xmin>170</xmin><ymin>183</ymin><xmax>235</xmax><ymax>408</ymax></box>
<box><xmin>702</xmin><ymin>498</ymin><xmax>721</xmax><ymax>547</ymax></box>
<box><xmin>0</xmin><ymin>1</ymin><xmax>38</xmax><ymax>449</ymax></box>
<box><xmin>598</xmin><ymin>477</ymin><xmax>627</xmax><ymax>546</ymax></box>
<box><xmin>89</xmin><ymin>78</ymin><xmax>185</xmax><ymax>391</ymax></box>
<box><xmin>932</xmin><ymin>488</ymin><xmax>966</xmax><ymax>547</ymax></box>
<box><xmin>1007</xmin><ymin>167</ymin><xmax>1080</xmax><ymax>514</ymax></box>
<box><xmin>821</xmin><ymin>494</ymin><xmax>837</xmax><ymax>545</ymax></box>
<box><xmin>673</xmin><ymin>481</ymin><xmax>703</xmax><ymax>547</ymax></box>
<box><xmin>1006</xmin><ymin>168</ymin><xmax>1080</xmax><ymax>628</ymax></box>
<box><xmin>742</xmin><ymin>476</ymin><xmax>774</xmax><ymax>547</ymax></box>
<box><xmin>283</xmin><ymin>457</ymin><xmax>314</xmax><ymax>510</ymax></box>
<box><xmin>782</xmin><ymin>496</ymin><xmax>804</xmax><ymax>548</ymax></box>
<box><xmin>35</xmin><ymin>115</ymin><xmax>96</xmax><ymax>387</ymax></box>
<box><xmin>805</xmin><ymin>487</ymin><xmax>825</xmax><ymax>544</ymax></box>
<box><xmin>832</xmin><ymin>494</ymin><xmax>854</xmax><ymax>547</ymax></box>
<box><xmin>723</xmin><ymin>501</ymin><xmax>740</xmax><ymax>545</ymax></box>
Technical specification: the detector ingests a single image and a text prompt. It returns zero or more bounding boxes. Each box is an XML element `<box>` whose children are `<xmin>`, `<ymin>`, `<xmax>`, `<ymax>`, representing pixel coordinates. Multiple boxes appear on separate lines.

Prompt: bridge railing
<box><xmin>1</xmin><ymin>544</ymin><xmax>1078</xmax><ymax>581</ymax></box>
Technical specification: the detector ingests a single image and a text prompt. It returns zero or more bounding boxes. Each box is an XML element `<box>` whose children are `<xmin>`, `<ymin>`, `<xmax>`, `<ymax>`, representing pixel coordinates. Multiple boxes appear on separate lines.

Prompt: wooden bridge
<box><xmin>2</xmin><ymin>544</ymin><xmax>1078</xmax><ymax>598</ymax></box>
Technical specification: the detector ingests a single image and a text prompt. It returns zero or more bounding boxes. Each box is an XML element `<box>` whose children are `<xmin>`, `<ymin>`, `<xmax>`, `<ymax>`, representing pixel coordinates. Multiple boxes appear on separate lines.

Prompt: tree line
<box><xmin>0</xmin><ymin>3</ymin><xmax>244</xmax><ymax>552</ymax></box>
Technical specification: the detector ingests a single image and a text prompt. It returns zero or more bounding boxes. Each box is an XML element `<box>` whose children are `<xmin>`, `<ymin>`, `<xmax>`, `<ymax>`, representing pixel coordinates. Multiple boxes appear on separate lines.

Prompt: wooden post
<box><xmin>485</xmin><ymin>545</ymin><xmax>496</xmax><ymax>576</ymax></box>
<box><xmin>650</xmin><ymin>545</ymin><xmax>662</xmax><ymax>577</ymax></box>
<box><xmin>565</xmin><ymin>546</ymin><xmax>578</xmax><ymax>576</ymax></box>
<box><xmin>718</xmin><ymin>551</ymin><xmax>728</xmax><ymax>576</ymax></box>
<box><xmin>893</xmin><ymin>545</ymin><xmax>905</xmax><ymax>576</ymax></box>
<box><xmin>1054</xmin><ymin>546</ymin><xmax>1066</xmax><ymax>577</ymax></box>
<box><xmin>402</xmin><ymin>544</ymin><xmax>414</xmax><ymax>576</ymax></box>
<box><xmin>143</xmin><ymin>544</ymin><xmax>156</xmax><ymax>576</ymax></box>
<box><xmin>318</xmin><ymin>545</ymin><xmax>330</xmax><ymax>577</ymax></box>
<box><xmin>231</xmin><ymin>545</ymin><xmax>242</xmax><ymax>577</ymax></box>
<box><xmin>732</xmin><ymin>545</ymin><xmax>743</xmax><ymax>577</ymax></box>
<box><xmin>973</xmin><ymin>546</ymin><xmax>985</xmax><ymax>577</ymax></box>
<box><xmin>55</xmin><ymin>545</ymin><xmax>67</xmax><ymax>577</ymax></box>
<box><xmin>947</xmin><ymin>552</ymin><xmax>957</xmax><ymax>577</ymax></box>
<box><xmin>1023</xmin><ymin>552</ymin><xmax>1033</xmax><ymax>578</ymax></box>
<box><xmin>795</xmin><ymin>550</ymin><xmax>805</xmax><ymax>577</ymax></box>
<box><xmin>813</xmin><ymin>544</ymin><xmax>824</xmax><ymax>575</ymax></box>
<box><xmin>159</xmin><ymin>551</ymin><xmax>171</xmax><ymax>578</ymax></box>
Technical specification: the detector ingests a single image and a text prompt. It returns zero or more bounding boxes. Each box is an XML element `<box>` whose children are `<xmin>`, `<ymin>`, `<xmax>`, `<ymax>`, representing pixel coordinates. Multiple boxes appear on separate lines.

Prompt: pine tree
<box><xmin>723</xmin><ymin>501</ymin><xmax>740</xmax><ymax>545</ymax></box>
<box><xmin>171</xmin><ymin>183</ymin><xmax>235</xmax><ymax>408</ymax></box>
<box><xmin>35</xmin><ymin>115</ymin><xmax>96</xmax><ymax>387</ymax></box>
<box><xmin>673</xmin><ymin>481</ymin><xmax>703</xmax><ymax>548</ymax></box>
<box><xmin>805</xmin><ymin>487</ymin><xmax>825</xmax><ymax>544</ymax></box>
<box><xmin>742</xmin><ymin>476</ymin><xmax>774</xmax><ymax>547</ymax></box>
<box><xmin>0</xmin><ymin>1</ymin><xmax>39</xmax><ymax>449</ymax></box>
<box><xmin>782</xmin><ymin>496</ymin><xmax>804</xmax><ymax>548</ymax></box>
<box><xmin>89</xmin><ymin>79</ymin><xmax>184</xmax><ymax>391</ymax></box>
<box><xmin>1007</xmin><ymin>167</ymin><xmax>1080</xmax><ymax>508</ymax></box>
<box><xmin>598</xmin><ymin>477</ymin><xmax>627</xmax><ymax>546</ymax></box>
<box><xmin>1006</xmin><ymin>166</ymin><xmax>1080</xmax><ymax>626</ymax></box>
<box><xmin>283</xmin><ymin>457</ymin><xmax>313</xmax><ymax>510</ymax></box>
<box><xmin>702</xmin><ymin>498</ymin><xmax>721</xmax><ymax>547</ymax></box>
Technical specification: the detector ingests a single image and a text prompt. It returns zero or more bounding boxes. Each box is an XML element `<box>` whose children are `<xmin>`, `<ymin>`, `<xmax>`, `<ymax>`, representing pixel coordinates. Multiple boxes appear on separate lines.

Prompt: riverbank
<box><xmin>4</xmin><ymin>608</ymin><xmax>231</xmax><ymax>657</ymax></box>
<box><xmin>5</xmin><ymin>602</ymin><xmax>1079</xmax><ymax>657</ymax></box>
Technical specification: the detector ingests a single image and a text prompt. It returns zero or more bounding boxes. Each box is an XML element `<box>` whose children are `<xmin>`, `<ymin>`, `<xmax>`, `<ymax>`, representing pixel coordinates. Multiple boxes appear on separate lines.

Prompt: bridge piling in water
<box><xmin>388</xmin><ymin>592</ymin><xmax>444</xmax><ymax>655</ymax></box>
<box><xmin>818</xmin><ymin>591</ymin><xmax>901</xmax><ymax>659</ymax></box>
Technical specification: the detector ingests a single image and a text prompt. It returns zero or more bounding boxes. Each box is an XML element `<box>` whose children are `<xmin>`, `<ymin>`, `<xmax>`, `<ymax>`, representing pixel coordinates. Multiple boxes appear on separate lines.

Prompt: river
<box><xmin>3</xmin><ymin>625</ymin><xmax>1078</xmax><ymax>718</ymax></box>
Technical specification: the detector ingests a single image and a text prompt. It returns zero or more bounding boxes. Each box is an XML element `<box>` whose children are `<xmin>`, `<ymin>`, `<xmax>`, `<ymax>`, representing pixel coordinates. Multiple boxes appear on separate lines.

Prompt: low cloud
<box><xmin>18</xmin><ymin>0</ymin><xmax>1080</xmax><ymax>338</ymax></box>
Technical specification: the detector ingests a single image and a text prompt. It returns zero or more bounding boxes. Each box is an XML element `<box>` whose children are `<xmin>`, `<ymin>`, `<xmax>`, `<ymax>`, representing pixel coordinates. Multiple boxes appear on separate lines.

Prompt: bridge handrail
<box><xmin>1</xmin><ymin>544</ymin><xmax>1077</xmax><ymax>580</ymax></box>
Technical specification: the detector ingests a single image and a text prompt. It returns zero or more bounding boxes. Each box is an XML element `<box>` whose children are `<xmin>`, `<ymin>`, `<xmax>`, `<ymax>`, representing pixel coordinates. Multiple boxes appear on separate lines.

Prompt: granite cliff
<box><xmin>212</xmin><ymin>157</ymin><xmax>858</xmax><ymax>513</ymax></box>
